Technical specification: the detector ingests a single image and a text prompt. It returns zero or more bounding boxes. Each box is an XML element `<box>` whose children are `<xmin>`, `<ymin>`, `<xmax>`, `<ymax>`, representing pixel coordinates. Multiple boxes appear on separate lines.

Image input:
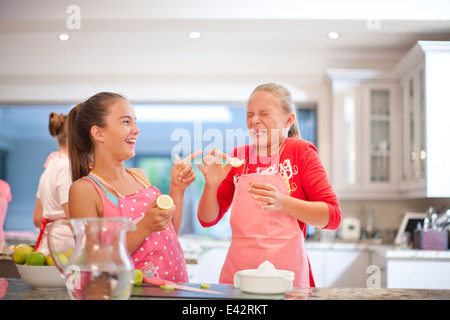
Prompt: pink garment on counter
<box><xmin>0</xmin><ymin>179</ymin><xmax>12</xmax><ymax>250</ymax></box>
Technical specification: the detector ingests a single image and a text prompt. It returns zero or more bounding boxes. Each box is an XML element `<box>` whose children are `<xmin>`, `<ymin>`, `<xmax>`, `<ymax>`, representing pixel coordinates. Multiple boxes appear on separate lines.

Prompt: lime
<box><xmin>156</xmin><ymin>195</ymin><xmax>174</xmax><ymax>210</ymax></box>
<box><xmin>134</xmin><ymin>269</ymin><xmax>144</xmax><ymax>286</ymax></box>
<box><xmin>160</xmin><ymin>285</ymin><xmax>175</xmax><ymax>290</ymax></box>
<box><xmin>12</xmin><ymin>244</ymin><xmax>34</xmax><ymax>264</ymax></box>
<box><xmin>25</xmin><ymin>251</ymin><xmax>46</xmax><ymax>266</ymax></box>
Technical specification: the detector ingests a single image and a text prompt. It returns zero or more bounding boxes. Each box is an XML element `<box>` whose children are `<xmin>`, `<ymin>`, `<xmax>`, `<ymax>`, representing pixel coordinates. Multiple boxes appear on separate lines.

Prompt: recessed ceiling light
<box><xmin>188</xmin><ymin>31</ymin><xmax>202</xmax><ymax>39</ymax></box>
<box><xmin>327</xmin><ymin>32</ymin><xmax>340</xmax><ymax>40</ymax></box>
<box><xmin>58</xmin><ymin>33</ymin><xmax>70</xmax><ymax>41</ymax></box>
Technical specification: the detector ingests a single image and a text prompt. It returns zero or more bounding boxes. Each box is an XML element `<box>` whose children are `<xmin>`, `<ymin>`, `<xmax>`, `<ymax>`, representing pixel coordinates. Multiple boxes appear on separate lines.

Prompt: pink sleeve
<box><xmin>0</xmin><ymin>180</ymin><xmax>11</xmax><ymax>203</ymax></box>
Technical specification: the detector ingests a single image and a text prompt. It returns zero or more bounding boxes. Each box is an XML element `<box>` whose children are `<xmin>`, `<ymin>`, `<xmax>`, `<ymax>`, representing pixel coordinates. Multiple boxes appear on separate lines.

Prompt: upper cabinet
<box><xmin>328</xmin><ymin>70</ymin><xmax>398</xmax><ymax>199</ymax></box>
<box><xmin>398</xmin><ymin>59</ymin><xmax>426</xmax><ymax>196</ymax></box>
<box><xmin>329</xmin><ymin>41</ymin><xmax>450</xmax><ymax>199</ymax></box>
<box><xmin>396</xmin><ymin>41</ymin><xmax>450</xmax><ymax>198</ymax></box>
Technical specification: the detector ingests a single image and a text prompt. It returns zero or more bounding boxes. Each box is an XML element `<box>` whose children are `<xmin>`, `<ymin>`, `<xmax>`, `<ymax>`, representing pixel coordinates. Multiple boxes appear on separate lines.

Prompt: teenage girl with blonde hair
<box><xmin>197</xmin><ymin>83</ymin><xmax>341</xmax><ymax>287</ymax></box>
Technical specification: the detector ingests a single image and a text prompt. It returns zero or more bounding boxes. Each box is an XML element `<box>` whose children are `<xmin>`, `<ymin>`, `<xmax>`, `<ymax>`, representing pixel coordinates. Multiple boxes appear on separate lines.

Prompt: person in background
<box><xmin>67</xmin><ymin>92</ymin><xmax>200</xmax><ymax>282</ymax></box>
<box><xmin>0</xmin><ymin>179</ymin><xmax>12</xmax><ymax>251</ymax></box>
<box><xmin>197</xmin><ymin>83</ymin><xmax>341</xmax><ymax>287</ymax></box>
<box><xmin>33</xmin><ymin>112</ymin><xmax>74</xmax><ymax>255</ymax></box>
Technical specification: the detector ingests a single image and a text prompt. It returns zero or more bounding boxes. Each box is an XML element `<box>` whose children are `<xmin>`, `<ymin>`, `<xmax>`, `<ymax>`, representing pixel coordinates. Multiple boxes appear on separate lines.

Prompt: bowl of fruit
<box><xmin>13</xmin><ymin>244</ymin><xmax>69</xmax><ymax>290</ymax></box>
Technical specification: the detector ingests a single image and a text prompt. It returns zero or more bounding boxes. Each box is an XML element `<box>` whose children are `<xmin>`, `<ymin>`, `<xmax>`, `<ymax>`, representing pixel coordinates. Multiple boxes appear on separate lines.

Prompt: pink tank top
<box><xmin>83</xmin><ymin>170</ymin><xmax>188</xmax><ymax>282</ymax></box>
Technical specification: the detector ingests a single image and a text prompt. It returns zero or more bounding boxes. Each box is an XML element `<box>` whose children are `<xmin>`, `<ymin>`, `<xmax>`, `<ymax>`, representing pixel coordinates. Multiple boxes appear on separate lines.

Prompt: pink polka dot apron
<box><xmin>85</xmin><ymin>169</ymin><xmax>188</xmax><ymax>282</ymax></box>
<box><xmin>219</xmin><ymin>143</ymin><xmax>310</xmax><ymax>287</ymax></box>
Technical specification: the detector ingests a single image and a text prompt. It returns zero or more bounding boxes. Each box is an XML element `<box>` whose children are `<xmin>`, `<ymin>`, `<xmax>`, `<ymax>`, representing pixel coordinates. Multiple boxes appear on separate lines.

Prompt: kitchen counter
<box><xmin>1</xmin><ymin>278</ymin><xmax>449</xmax><ymax>300</ymax></box>
<box><xmin>305</xmin><ymin>240</ymin><xmax>450</xmax><ymax>259</ymax></box>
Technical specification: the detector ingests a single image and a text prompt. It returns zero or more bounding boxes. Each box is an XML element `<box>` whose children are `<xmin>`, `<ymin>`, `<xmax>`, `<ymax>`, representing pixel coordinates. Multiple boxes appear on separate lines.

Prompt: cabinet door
<box><xmin>399</xmin><ymin>62</ymin><xmax>426</xmax><ymax>195</ymax></box>
<box><xmin>331</xmin><ymin>82</ymin><xmax>362</xmax><ymax>195</ymax></box>
<box><xmin>324</xmin><ymin>250</ymin><xmax>369</xmax><ymax>287</ymax></box>
<box><xmin>362</xmin><ymin>83</ymin><xmax>398</xmax><ymax>191</ymax></box>
<box><xmin>307</xmin><ymin>249</ymin><xmax>325</xmax><ymax>287</ymax></box>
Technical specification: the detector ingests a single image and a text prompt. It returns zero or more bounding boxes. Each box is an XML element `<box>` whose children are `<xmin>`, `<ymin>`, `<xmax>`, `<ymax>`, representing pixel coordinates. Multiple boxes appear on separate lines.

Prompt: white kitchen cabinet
<box><xmin>187</xmin><ymin>247</ymin><xmax>228</xmax><ymax>283</ymax></box>
<box><xmin>308</xmin><ymin>242</ymin><xmax>450</xmax><ymax>289</ymax></box>
<box><xmin>362</xmin><ymin>83</ymin><xmax>398</xmax><ymax>192</ymax></box>
<box><xmin>395</xmin><ymin>41</ymin><xmax>450</xmax><ymax>197</ymax></box>
<box><xmin>329</xmin><ymin>41</ymin><xmax>450</xmax><ymax>199</ymax></box>
<box><xmin>307</xmin><ymin>243</ymin><xmax>370</xmax><ymax>288</ymax></box>
<box><xmin>307</xmin><ymin>249</ymin><xmax>325</xmax><ymax>287</ymax></box>
<box><xmin>324</xmin><ymin>250</ymin><xmax>370</xmax><ymax>288</ymax></box>
<box><xmin>371</xmin><ymin>252</ymin><xmax>450</xmax><ymax>289</ymax></box>
<box><xmin>328</xmin><ymin>69</ymin><xmax>399</xmax><ymax>199</ymax></box>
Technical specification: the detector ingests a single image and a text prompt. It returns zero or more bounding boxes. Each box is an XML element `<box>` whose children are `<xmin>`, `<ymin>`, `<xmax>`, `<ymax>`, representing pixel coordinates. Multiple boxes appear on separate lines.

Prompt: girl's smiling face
<box><xmin>98</xmin><ymin>99</ymin><xmax>140</xmax><ymax>160</ymax></box>
<box><xmin>246</xmin><ymin>90</ymin><xmax>293</xmax><ymax>153</ymax></box>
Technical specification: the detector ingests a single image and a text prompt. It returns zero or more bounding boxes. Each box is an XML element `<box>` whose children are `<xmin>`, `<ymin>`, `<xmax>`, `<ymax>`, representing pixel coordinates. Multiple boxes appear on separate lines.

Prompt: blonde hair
<box><xmin>250</xmin><ymin>83</ymin><xmax>301</xmax><ymax>138</ymax></box>
<box><xmin>48</xmin><ymin>112</ymin><xmax>68</xmax><ymax>146</ymax></box>
<box><xmin>68</xmin><ymin>92</ymin><xmax>125</xmax><ymax>181</ymax></box>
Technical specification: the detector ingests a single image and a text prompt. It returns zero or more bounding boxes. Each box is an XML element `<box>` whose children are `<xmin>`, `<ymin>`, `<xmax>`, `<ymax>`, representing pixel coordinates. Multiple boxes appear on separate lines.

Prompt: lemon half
<box><xmin>229</xmin><ymin>157</ymin><xmax>244</xmax><ymax>168</ymax></box>
<box><xmin>156</xmin><ymin>194</ymin><xmax>174</xmax><ymax>210</ymax></box>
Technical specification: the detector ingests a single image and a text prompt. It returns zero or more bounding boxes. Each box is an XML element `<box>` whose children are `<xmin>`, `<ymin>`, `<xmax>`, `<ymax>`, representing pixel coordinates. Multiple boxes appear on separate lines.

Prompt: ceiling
<box><xmin>0</xmin><ymin>0</ymin><xmax>450</xmax><ymax>103</ymax></box>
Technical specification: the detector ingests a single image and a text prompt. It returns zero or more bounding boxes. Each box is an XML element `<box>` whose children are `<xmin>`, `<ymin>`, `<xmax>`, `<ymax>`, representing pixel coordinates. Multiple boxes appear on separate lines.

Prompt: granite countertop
<box><xmin>2</xmin><ymin>278</ymin><xmax>449</xmax><ymax>300</ymax></box>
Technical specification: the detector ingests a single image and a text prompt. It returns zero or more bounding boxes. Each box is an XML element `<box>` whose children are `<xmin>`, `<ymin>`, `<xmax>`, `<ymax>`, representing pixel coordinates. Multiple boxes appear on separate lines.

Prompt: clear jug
<box><xmin>47</xmin><ymin>218</ymin><xmax>136</xmax><ymax>300</ymax></box>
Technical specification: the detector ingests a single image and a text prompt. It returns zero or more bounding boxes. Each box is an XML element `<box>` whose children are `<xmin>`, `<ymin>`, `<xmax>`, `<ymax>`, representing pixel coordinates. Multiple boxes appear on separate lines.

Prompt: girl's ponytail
<box><xmin>68</xmin><ymin>103</ymin><xmax>92</xmax><ymax>182</ymax></box>
<box><xmin>49</xmin><ymin>112</ymin><xmax>68</xmax><ymax>146</ymax></box>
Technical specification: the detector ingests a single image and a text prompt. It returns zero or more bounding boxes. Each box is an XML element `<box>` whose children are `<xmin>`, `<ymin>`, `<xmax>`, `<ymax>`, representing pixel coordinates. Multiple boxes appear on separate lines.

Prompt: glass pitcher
<box><xmin>47</xmin><ymin>217</ymin><xmax>136</xmax><ymax>300</ymax></box>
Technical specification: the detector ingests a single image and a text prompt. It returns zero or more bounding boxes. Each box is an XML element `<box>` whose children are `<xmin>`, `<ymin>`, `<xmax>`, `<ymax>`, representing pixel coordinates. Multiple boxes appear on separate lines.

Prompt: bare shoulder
<box><xmin>69</xmin><ymin>177</ymin><xmax>101</xmax><ymax>218</ymax></box>
<box><xmin>70</xmin><ymin>177</ymin><xmax>96</xmax><ymax>197</ymax></box>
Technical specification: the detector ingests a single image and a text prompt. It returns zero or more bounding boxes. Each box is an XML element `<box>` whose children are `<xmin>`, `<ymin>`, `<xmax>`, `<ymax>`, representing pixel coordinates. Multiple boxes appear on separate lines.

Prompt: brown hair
<box><xmin>250</xmin><ymin>83</ymin><xmax>301</xmax><ymax>138</ymax></box>
<box><xmin>68</xmin><ymin>92</ymin><xmax>125</xmax><ymax>181</ymax></box>
<box><xmin>49</xmin><ymin>112</ymin><xmax>68</xmax><ymax>146</ymax></box>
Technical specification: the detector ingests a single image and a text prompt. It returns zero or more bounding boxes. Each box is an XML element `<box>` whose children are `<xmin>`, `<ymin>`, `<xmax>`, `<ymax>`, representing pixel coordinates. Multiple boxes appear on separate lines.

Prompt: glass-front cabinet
<box><xmin>399</xmin><ymin>61</ymin><xmax>427</xmax><ymax>195</ymax></box>
<box><xmin>365</xmin><ymin>86</ymin><xmax>395</xmax><ymax>184</ymax></box>
<box><xmin>361</xmin><ymin>83</ymin><xmax>398</xmax><ymax>195</ymax></box>
<box><xmin>329</xmin><ymin>69</ymin><xmax>398</xmax><ymax>199</ymax></box>
<box><xmin>330</xmin><ymin>41</ymin><xmax>450</xmax><ymax>199</ymax></box>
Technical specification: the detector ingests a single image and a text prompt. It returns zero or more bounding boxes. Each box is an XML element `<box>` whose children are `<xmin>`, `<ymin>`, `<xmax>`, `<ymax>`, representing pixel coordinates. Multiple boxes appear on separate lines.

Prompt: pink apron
<box><xmin>86</xmin><ymin>170</ymin><xmax>188</xmax><ymax>282</ymax></box>
<box><xmin>219</xmin><ymin>145</ymin><xmax>310</xmax><ymax>287</ymax></box>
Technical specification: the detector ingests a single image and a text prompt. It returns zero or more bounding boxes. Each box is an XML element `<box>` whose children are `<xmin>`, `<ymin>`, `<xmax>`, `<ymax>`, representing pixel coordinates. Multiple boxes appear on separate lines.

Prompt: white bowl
<box><xmin>15</xmin><ymin>264</ymin><xmax>66</xmax><ymax>290</ymax></box>
<box><xmin>234</xmin><ymin>269</ymin><xmax>294</xmax><ymax>294</ymax></box>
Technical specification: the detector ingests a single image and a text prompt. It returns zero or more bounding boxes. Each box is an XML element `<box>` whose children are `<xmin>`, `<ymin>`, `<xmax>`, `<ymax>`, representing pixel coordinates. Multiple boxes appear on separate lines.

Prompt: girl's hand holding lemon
<box><xmin>141</xmin><ymin>197</ymin><xmax>175</xmax><ymax>233</ymax></box>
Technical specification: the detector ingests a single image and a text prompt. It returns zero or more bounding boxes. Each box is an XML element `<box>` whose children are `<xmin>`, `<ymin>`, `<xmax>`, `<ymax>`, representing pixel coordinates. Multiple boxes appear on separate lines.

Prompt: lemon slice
<box><xmin>229</xmin><ymin>157</ymin><xmax>245</xmax><ymax>168</ymax></box>
<box><xmin>156</xmin><ymin>194</ymin><xmax>174</xmax><ymax>210</ymax></box>
<box><xmin>200</xmin><ymin>283</ymin><xmax>211</xmax><ymax>289</ymax></box>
